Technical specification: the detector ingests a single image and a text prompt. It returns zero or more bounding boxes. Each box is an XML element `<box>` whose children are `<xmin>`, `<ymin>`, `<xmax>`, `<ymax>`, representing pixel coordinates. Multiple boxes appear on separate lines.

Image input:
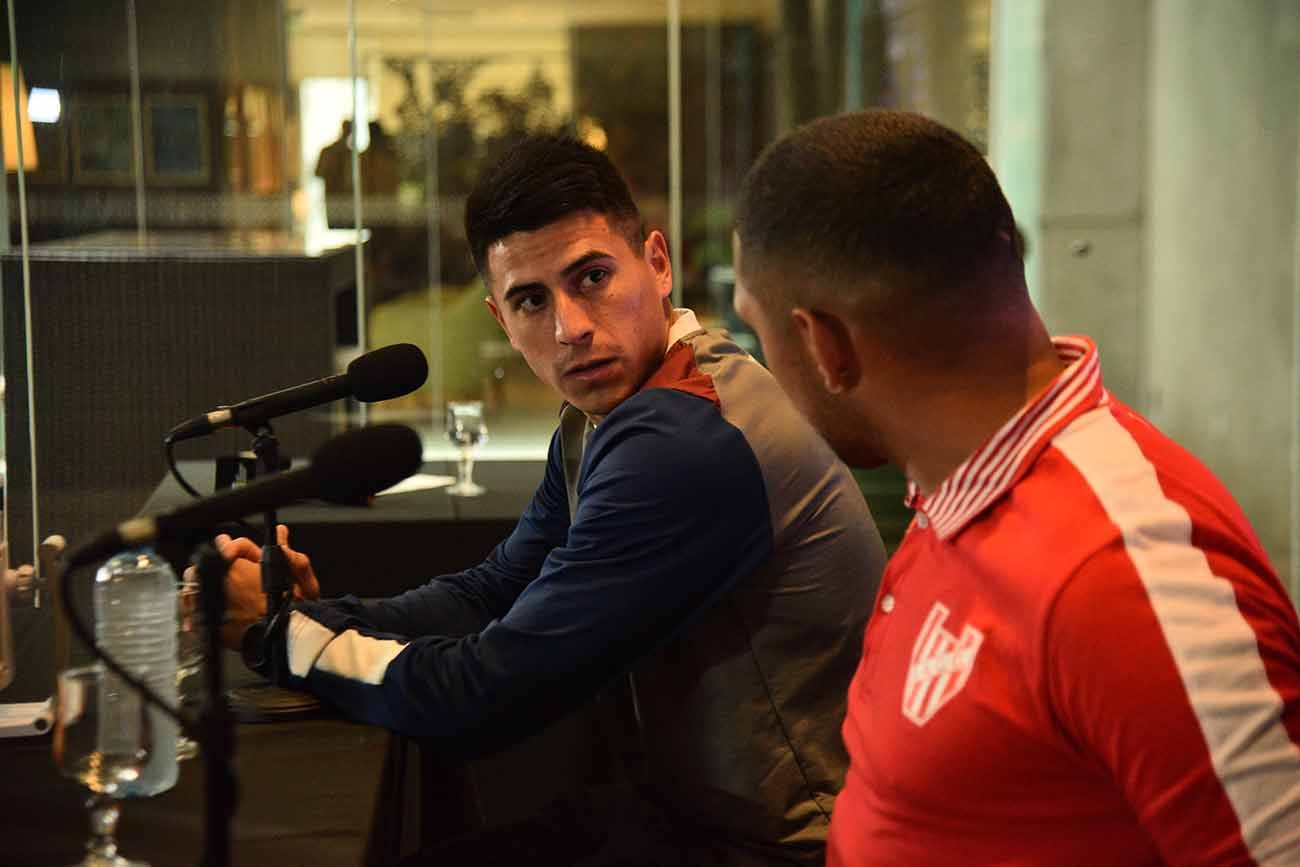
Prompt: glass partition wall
<box><xmin>2</xmin><ymin>0</ymin><xmax>992</xmax><ymax>568</ymax></box>
<box><xmin>4</xmin><ymin>1</ymin><xmax>1294</xmax><ymax>702</ymax></box>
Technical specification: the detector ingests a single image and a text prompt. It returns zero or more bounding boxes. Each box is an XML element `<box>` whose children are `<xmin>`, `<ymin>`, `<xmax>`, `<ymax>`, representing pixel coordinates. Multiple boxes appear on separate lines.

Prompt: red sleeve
<box><xmin>1045</xmin><ymin>541</ymin><xmax>1300</xmax><ymax>865</ymax></box>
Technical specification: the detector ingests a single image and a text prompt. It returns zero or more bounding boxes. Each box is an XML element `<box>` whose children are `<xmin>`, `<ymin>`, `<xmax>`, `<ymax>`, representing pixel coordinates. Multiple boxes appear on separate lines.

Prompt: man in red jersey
<box><xmin>730</xmin><ymin>109</ymin><xmax>1300</xmax><ymax>866</ymax></box>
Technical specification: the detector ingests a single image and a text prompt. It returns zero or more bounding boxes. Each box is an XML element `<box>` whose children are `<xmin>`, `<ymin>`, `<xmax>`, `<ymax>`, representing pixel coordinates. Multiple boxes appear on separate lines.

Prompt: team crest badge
<box><xmin>902</xmin><ymin>602</ymin><xmax>984</xmax><ymax>726</ymax></box>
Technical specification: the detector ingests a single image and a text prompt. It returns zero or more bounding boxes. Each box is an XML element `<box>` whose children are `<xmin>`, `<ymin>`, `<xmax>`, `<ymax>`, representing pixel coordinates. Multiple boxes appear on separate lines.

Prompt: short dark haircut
<box><xmin>465</xmin><ymin>133</ymin><xmax>645</xmax><ymax>282</ymax></box>
<box><xmin>735</xmin><ymin>110</ymin><xmax>1019</xmax><ymax>308</ymax></box>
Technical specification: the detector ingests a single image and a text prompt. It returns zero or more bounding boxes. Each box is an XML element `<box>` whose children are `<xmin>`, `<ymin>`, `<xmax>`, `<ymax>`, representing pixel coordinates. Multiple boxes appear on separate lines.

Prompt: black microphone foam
<box><xmin>348</xmin><ymin>343</ymin><xmax>428</xmax><ymax>403</ymax></box>
<box><xmin>312</xmin><ymin>422</ymin><xmax>424</xmax><ymax>505</ymax></box>
<box><xmin>154</xmin><ymin>423</ymin><xmax>422</xmax><ymax>541</ymax></box>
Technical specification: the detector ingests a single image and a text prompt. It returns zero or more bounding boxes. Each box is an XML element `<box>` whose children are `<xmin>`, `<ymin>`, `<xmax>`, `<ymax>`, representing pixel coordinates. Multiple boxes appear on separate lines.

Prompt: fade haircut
<box><xmin>735</xmin><ymin>110</ymin><xmax>1019</xmax><ymax>311</ymax></box>
<box><xmin>465</xmin><ymin>133</ymin><xmax>646</xmax><ymax>282</ymax></box>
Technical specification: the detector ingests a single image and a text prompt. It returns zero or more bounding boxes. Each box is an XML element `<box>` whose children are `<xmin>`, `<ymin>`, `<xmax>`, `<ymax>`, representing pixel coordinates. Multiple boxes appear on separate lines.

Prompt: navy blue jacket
<box><xmin>252</xmin><ymin>316</ymin><xmax>885</xmax><ymax>858</ymax></box>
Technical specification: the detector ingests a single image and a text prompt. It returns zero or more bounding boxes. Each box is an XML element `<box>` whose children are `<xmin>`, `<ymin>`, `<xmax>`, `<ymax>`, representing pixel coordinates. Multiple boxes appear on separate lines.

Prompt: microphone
<box><xmin>71</xmin><ymin>424</ymin><xmax>423</xmax><ymax>567</ymax></box>
<box><xmin>166</xmin><ymin>343</ymin><xmax>428</xmax><ymax>442</ymax></box>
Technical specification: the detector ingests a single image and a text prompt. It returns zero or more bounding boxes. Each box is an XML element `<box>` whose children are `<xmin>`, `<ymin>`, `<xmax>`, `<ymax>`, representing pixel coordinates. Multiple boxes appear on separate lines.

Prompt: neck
<box><xmin>879</xmin><ymin>313</ymin><xmax>1065</xmax><ymax>496</ymax></box>
<box><xmin>585</xmin><ymin>308</ymin><xmax>677</xmax><ymax>428</ymax></box>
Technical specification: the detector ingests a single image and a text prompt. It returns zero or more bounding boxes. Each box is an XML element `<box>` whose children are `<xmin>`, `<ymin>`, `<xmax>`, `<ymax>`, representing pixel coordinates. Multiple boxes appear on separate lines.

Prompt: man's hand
<box><xmin>184</xmin><ymin>524</ymin><xmax>320</xmax><ymax>650</ymax></box>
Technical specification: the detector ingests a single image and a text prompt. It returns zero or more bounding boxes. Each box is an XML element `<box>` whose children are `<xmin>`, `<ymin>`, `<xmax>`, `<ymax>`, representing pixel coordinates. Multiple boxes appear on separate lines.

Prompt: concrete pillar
<box><xmin>1145</xmin><ymin>0</ymin><xmax>1300</xmax><ymax>590</ymax></box>
<box><xmin>993</xmin><ymin>0</ymin><xmax>1300</xmax><ymax>595</ymax></box>
<box><xmin>1036</xmin><ymin>0</ymin><xmax>1149</xmax><ymax>408</ymax></box>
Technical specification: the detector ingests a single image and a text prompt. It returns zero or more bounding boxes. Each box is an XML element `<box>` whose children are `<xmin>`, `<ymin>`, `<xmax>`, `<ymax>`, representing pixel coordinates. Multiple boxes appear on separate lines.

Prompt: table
<box><xmin>0</xmin><ymin>652</ymin><xmax>392</xmax><ymax>867</ymax></box>
<box><xmin>3</xmin><ymin>454</ymin><xmax>618</xmax><ymax>864</ymax></box>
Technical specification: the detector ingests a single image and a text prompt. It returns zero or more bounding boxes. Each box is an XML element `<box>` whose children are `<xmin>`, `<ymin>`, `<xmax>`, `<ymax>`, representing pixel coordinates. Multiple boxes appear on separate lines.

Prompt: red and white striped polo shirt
<box><xmin>828</xmin><ymin>336</ymin><xmax>1300</xmax><ymax>866</ymax></box>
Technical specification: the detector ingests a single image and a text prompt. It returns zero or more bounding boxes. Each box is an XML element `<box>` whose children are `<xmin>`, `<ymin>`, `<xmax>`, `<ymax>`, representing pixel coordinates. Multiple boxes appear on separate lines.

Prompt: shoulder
<box><xmin>592</xmin><ymin>385</ymin><xmax>752</xmax><ymax>463</ymax></box>
<box><xmin>1039</xmin><ymin>401</ymin><xmax>1292</xmax><ymax>650</ymax></box>
<box><xmin>581</xmin><ymin>387</ymin><xmax>766</xmax><ymax>501</ymax></box>
<box><xmin>1047</xmin><ymin>401</ymin><xmax>1270</xmax><ymax>569</ymax></box>
<box><xmin>989</xmin><ymin>400</ymin><xmax>1268</xmax><ymax>569</ymax></box>
<box><xmin>967</xmin><ymin>400</ymin><xmax>1275</xmax><ymax>628</ymax></box>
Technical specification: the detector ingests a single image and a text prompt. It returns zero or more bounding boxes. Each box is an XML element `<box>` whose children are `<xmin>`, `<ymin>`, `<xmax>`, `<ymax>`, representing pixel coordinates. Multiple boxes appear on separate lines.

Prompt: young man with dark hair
<box><xmin>219</xmin><ymin>133</ymin><xmax>886</xmax><ymax>865</ymax></box>
<box><xmin>732</xmin><ymin>109</ymin><xmax>1300</xmax><ymax>866</ymax></box>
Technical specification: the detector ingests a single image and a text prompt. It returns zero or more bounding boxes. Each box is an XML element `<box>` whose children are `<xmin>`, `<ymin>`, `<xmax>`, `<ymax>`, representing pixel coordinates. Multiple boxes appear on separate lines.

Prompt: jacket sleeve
<box><xmin>1045</xmin><ymin>543</ymin><xmax>1300</xmax><ymax>865</ymax></box>
<box><xmin>287</xmin><ymin>428</ymin><xmax>572</xmax><ymax>641</ymax></box>
<box><xmin>253</xmin><ymin>390</ymin><xmax>775</xmax><ymax>749</ymax></box>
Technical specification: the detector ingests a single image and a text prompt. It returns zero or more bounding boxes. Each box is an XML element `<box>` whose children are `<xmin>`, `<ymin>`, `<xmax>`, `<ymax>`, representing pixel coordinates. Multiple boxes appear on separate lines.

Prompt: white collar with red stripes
<box><xmin>904</xmin><ymin>335</ymin><xmax>1107</xmax><ymax>540</ymax></box>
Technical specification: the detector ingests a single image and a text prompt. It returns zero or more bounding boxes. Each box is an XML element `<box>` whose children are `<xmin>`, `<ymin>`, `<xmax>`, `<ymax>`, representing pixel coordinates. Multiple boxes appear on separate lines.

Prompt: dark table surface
<box><xmin>0</xmin><ymin>651</ymin><xmax>393</xmax><ymax>867</ymax></box>
<box><xmin>2</xmin><ymin>456</ymin><xmax>553</xmax><ymax>865</ymax></box>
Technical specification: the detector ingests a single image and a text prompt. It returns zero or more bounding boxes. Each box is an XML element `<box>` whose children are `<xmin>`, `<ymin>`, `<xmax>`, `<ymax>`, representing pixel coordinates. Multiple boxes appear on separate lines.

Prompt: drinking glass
<box><xmin>445</xmin><ymin>401</ymin><xmax>488</xmax><ymax>496</ymax></box>
<box><xmin>175</xmin><ymin>577</ymin><xmax>201</xmax><ymax>761</ymax></box>
<box><xmin>52</xmin><ymin>664</ymin><xmax>153</xmax><ymax>867</ymax></box>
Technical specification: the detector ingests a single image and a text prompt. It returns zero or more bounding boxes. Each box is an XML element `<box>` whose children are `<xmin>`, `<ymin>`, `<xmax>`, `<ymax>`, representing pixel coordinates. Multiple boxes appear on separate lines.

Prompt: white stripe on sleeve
<box><xmin>287</xmin><ymin>610</ymin><xmax>338</xmax><ymax>678</ymax></box>
<box><xmin>1055</xmin><ymin>408</ymin><xmax>1300</xmax><ymax>863</ymax></box>
<box><xmin>315</xmin><ymin>629</ymin><xmax>408</xmax><ymax>686</ymax></box>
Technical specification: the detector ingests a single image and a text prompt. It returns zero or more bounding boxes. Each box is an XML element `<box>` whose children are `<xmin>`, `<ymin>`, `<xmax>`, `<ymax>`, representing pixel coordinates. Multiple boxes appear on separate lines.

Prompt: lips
<box><xmin>563</xmin><ymin>357</ymin><xmax>618</xmax><ymax>381</ymax></box>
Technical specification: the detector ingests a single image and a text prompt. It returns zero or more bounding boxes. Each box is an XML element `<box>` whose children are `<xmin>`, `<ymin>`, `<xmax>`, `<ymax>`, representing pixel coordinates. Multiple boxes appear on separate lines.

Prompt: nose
<box><xmin>553</xmin><ymin>292</ymin><xmax>595</xmax><ymax>346</ymax></box>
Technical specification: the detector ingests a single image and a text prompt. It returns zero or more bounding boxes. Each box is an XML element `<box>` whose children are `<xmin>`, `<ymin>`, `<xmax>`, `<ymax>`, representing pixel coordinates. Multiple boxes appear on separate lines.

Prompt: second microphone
<box><xmin>166</xmin><ymin>343</ymin><xmax>429</xmax><ymax>443</ymax></box>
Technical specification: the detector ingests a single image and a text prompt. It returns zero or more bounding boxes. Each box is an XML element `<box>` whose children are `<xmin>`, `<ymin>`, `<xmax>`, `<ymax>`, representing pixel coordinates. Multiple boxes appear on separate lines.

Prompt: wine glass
<box><xmin>175</xmin><ymin>577</ymin><xmax>202</xmax><ymax>761</ymax></box>
<box><xmin>446</xmin><ymin>401</ymin><xmax>488</xmax><ymax>496</ymax></box>
<box><xmin>52</xmin><ymin>664</ymin><xmax>153</xmax><ymax>867</ymax></box>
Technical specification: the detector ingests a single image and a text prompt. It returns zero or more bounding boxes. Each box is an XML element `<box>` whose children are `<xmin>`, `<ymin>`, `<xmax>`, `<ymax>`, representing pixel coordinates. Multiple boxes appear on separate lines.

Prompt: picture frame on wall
<box><xmin>70</xmin><ymin>94</ymin><xmax>133</xmax><ymax>185</ymax></box>
<box><xmin>143</xmin><ymin>93</ymin><xmax>210</xmax><ymax>185</ymax></box>
<box><xmin>29</xmin><ymin>121</ymin><xmax>68</xmax><ymax>184</ymax></box>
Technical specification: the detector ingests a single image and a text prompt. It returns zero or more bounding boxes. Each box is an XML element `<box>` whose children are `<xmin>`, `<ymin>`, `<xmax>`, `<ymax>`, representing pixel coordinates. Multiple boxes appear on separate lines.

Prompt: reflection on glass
<box><xmin>446</xmin><ymin>401</ymin><xmax>488</xmax><ymax>497</ymax></box>
<box><xmin>3</xmin><ymin>0</ymin><xmax>996</xmax><ymax>550</ymax></box>
<box><xmin>52</xmin><ymin>665</ymin><xmax>152</xmax><ymax>867</ymax></box>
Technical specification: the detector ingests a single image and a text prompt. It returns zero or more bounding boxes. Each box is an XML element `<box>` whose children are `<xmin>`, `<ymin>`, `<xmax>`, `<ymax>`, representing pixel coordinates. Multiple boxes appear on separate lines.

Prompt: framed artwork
<box><xmin>29</xmin><ymin>121</ymin><xmax>68</xmax><ymax>183</ymax></box>
<box><xmin>70</xmin><ymin>95</ymin><xmax>133</xmax><ymax>184</ymax></box>
<box><xmin>143</xmin><ymin>93</ymin><xmax>210</xmax><ymax>185</ymax></box>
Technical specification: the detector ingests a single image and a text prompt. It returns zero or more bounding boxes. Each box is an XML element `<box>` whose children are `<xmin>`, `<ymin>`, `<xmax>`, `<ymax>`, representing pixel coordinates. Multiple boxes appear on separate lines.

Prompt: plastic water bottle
<box><xmin>95</xmin><ymin>548</ymin><xmax>178</xmax><ymax>796</ymax></box>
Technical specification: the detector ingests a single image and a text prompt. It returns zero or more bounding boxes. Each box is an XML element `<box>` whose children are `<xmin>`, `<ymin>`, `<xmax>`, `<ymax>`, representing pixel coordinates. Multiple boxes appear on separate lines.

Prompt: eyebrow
<box><xmin>502</xmin><ymin>249</ymin><xmax>615</xmax><ymax>304</ymax></box>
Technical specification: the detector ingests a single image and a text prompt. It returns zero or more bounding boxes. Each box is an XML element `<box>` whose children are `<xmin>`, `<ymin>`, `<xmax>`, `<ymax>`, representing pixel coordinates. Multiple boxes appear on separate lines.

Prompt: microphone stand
<box><xmin>193</xmin><ymin>423</ymin><xmax>287</xmax><ymax>865</ymax></box>
<box><xmin>239</xmin><ymin>424</ymin><xmax>318</xmax><ymax>722</ymax></box>
<box><xmin>250</xmin><ymin>424</ymin><xmax>292</xmax><ymax>651</ymax></box>
<box><xmin>60</xmin><ymin>424</ymin><xmax>421</xmax><ymax>867</ymax></box>
<box><xmin>192</xmin><ymin>542</ymin><xmax>236</xmax><ymax>867</ymax></box>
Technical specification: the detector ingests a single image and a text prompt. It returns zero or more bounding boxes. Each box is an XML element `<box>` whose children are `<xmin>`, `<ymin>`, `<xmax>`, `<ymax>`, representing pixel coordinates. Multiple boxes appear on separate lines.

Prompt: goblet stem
<box><xmin>457</xmin><ymin>447</ymin><xmax>475</xmax><ymax>490</ymax></box>
<box><xmin>85</xmin><ymin>795</ymin><xmax>122</xmax><ymax>861</ymax></box>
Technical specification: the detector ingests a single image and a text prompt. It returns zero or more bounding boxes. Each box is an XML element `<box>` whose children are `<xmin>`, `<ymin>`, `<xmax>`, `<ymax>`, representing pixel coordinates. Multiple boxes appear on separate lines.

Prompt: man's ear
<box><xmin>484</xmin><ymin>295</ymin><xmax>519</xmax><ymax>349</ymax></box>
<box><xmin>790</xmin><ymin>307</ymin><xmax>859</xmax><ymax>394</ymax></box>
<box><xmin>644</xmin><ymin>230</ymin><xmax>673</xmax><ymax>301</ymax></box>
